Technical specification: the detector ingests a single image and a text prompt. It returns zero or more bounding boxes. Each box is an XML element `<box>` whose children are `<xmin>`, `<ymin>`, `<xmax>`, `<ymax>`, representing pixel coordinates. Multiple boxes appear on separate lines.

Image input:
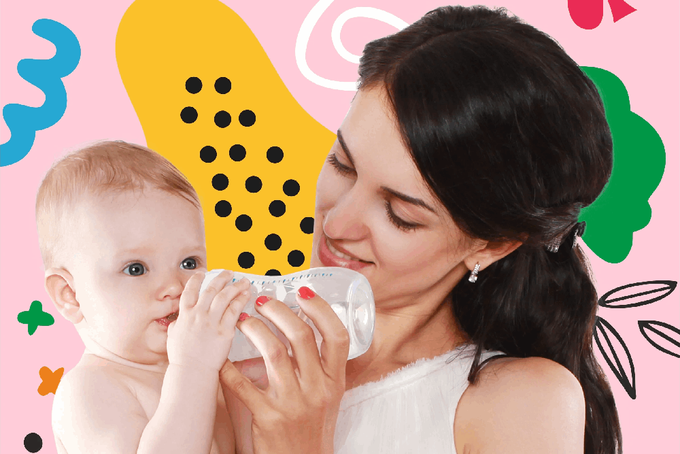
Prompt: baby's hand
<box><xmin>167</xmin><ymin>270</ymin><xmax>251</xmax><ymax>371</ymax></box>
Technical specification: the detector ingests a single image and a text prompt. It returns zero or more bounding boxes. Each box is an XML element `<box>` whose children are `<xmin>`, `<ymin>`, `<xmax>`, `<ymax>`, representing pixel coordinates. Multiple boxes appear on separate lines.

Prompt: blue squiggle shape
<box><xmin>1</xmin><ymin>19</ymin><xmax>80</xmax><ymax>167</ymax></box>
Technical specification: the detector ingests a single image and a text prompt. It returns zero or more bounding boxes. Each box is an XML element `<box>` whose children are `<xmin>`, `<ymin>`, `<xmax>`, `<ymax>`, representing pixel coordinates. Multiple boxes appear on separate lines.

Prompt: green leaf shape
<box><xmin>17</xmin><ymin>300</ymin><xmax>55</xmax><ymax>335</ymax></box>
<box><xmin>579</xmin><ymin>67</ymin><xmax>666</xmax><ymax>263</ymax></box>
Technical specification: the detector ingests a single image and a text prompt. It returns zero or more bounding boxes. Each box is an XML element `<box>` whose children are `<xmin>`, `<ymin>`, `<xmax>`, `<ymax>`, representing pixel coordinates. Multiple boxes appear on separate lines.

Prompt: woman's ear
<box><xmin>464</xmin><ymin>239</ymin><xmax>523</xmax><ymax>272</ymax></box>
<box><xmin>45</xmin><ymin>268</ymin><xmax>83</xmax><ymax>324</ymax></box>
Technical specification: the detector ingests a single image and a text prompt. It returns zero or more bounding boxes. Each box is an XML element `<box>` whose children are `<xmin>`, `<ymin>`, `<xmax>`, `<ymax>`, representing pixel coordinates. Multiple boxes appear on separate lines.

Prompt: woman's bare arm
<box><xmin>455</xmin><ymin>356</ymin><xmax>586</xmax><ymax>454</ymax></box>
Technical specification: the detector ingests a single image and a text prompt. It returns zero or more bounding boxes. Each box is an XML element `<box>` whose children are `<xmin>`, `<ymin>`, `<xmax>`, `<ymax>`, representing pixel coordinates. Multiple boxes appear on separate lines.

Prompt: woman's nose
<box><xmin>322</xmin><ymin>184</ymin><xmax>370</xmax><ymax>241</ymax></box>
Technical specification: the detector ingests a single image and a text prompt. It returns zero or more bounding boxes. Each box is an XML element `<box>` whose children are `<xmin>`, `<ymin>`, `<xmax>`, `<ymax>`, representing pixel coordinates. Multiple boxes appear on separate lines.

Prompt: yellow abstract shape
<box><xmin>38</xmin><ymin>366</ymin><xmax>64</xmax><ymax>396</ymax></box>
<box><xmin>116</xmin><ymin>0</ymin><xmax>335</xmax><ymax>274</ymax></box>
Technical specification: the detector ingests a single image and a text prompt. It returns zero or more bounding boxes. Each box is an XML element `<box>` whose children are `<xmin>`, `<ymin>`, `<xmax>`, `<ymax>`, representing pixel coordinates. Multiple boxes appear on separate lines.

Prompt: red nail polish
<box><xmin>298</xmin><ymin>286</ymin><xmax>315</xmax><ymax>300</ymax></box>
<box><xmin>255</xmin><ymin>296</ymin><xmax>271</xmax><ymax>306</ymax></box>
<box><xmin>238</xmin><ymin>312</ymin><xmax>250</xmax><ymax>321</ymax></box>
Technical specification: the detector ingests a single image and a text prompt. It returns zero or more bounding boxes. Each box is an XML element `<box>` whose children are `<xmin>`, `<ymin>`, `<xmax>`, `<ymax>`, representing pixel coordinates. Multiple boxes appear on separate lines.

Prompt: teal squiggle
<box><xmin>1</xmin><ymin>19</ymin><xmax>80</xmax><ymax>167</ymax></box>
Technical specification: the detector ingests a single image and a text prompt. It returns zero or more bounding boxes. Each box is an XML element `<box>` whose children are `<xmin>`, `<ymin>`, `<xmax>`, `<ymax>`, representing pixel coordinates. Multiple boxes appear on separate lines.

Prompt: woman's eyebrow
<box><xmin>381</xmin><ymin>186</ymin><xmax>436</xmax><ymax>213</ymax></box>
<box><xmin>336</xmin><ymin>130</ymin><xmax>356</xmax><ymax>167</ymax></box>
<box><xmin>337</xmin><ymin>129</ymin><xmax>435</xmax><ymax>213</ymax></box>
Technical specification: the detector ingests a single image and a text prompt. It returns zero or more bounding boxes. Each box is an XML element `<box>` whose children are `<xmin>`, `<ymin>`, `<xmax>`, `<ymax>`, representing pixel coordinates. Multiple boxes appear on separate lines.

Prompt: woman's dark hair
<box><xmin>358</xmin><ymin>5</ymin><xmax>620</xmax><ymax>454</ymax></box>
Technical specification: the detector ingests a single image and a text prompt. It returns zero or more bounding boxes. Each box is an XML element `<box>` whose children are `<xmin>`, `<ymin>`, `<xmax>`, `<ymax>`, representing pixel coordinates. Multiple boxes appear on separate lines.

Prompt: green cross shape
<box><xmin>18</xmin><ymin>300</ymin><xmax>55</xmax><ymax>335</ymax></box>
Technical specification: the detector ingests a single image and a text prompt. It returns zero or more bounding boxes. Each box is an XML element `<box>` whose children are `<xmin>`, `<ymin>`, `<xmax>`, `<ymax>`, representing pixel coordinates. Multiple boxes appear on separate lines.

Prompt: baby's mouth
<box><xmin>156</xmin><ymin>311</ymin><xmax>179</xmax><ymax>327</ymax></box>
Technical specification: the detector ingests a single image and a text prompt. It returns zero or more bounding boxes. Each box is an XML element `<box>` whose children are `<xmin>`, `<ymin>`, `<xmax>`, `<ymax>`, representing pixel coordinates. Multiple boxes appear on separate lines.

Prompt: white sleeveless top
<box><xmin>334</xmin><ymin>344</ymin><xmax>503</xmax><ymax>454</ymax></box>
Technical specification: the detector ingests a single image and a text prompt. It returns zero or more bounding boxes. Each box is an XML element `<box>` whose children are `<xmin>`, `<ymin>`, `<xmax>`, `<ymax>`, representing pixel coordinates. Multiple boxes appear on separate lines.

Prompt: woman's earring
<box><xmin>468</xmin><ymin>263</ymin><xmax>480</xmax><ymax>283</ymax></box>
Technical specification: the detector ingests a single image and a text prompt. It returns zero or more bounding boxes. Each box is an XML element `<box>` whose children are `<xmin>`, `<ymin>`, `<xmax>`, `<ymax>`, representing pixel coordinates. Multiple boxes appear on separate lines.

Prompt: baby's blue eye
<box><xmin>124</xmin><ymin>263</ymin><xmax>146</xmax><ymax>276</ymax></box>
<box><xmin>181</xmin><ymin>258</ymin><xmax>197</xmax><ymax>270</ymax></box>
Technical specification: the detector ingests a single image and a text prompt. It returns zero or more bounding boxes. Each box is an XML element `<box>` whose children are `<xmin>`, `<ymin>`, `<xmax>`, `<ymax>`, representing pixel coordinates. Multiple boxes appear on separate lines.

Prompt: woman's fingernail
<box><xmin>298</xmin><ymin>286</ymin><xmax>315</xmax><ymax>300</ymax></box>
<box><xmin>238</xmin><ymin>312</ymin><xmax>250</xmax><ymax>321</ymax></box>
<box><xmin>255</xmin><ymin>296</ymin><xmax>271</xmax><ymax>306</ymax></box>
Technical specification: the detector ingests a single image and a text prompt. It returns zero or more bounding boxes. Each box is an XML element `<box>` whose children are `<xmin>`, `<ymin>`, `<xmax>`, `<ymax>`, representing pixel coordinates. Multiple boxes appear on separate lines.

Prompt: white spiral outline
<box><xmin>295</xmin><ymin>0</ymin><xmax>408</xmax><ymax>91</ymax></box>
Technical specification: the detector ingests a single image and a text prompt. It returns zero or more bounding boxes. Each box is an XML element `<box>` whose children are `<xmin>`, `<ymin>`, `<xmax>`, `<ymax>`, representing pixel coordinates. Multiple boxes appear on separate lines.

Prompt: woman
<box><xmin>219</xmin><ymin>5</ymin><xmax>621</xmax><ymax>454</ymax></box>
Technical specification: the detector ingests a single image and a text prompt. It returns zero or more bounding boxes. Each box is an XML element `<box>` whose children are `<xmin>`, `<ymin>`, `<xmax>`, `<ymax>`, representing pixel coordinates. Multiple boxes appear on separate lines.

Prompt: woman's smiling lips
<box><xmin>318</xmin><ymin>235</ymin><xmax>373</xmax><ymax>271</ymax></box>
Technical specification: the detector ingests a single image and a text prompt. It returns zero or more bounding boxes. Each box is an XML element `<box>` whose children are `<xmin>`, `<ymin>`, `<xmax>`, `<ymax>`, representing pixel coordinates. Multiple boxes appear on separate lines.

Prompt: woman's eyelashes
<box><xmin>385</xmin><ymin>201</ymin><xmax>420</xmax><ymax>231</ymax></box>
<box><xmin>329</xmin><ymin>152</ymin><xmax>420</xmax><ymax>232</ymax></box>
<box><xmin>328</xmin><ymin>152</ymin><xmax>355</xmax><ymax>176</ymax></box>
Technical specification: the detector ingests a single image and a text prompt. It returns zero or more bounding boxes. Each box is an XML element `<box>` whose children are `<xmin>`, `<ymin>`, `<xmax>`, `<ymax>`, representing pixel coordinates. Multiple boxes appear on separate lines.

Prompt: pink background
<box><xmin>1</xmin><ymin>0</ymin><xmax>678</xmax><ymax>452</ymax></box>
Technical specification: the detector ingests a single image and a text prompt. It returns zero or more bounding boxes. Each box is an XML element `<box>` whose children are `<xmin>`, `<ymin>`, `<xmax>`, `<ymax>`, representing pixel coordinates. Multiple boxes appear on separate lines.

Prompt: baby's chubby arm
<box><xmin>139</xmin><ymin>270</ymin><xmax>251</xmax><ymax>454</ymax></box>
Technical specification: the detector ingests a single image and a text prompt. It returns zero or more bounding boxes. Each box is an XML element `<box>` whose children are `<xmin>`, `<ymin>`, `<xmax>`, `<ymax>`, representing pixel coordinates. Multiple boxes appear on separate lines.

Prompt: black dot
<box><xmin>215</xmin><ymin>200</ymin><xmax>232</xmax><ymax>217</ymax></box>
<box><xmin>265</xmin><ymin>269</ymin><xmax>281</xmax><ymax>276</ymax></box>
<box><xmin>24</xmin><ymin>433</ymin><xmax>42</xmax><ymax>453</ymax></box>
<box><xmin>300</xmin><ymin>217</ymin><xmax>314</xmax><ymax>234</ymax></box>
<box><xmin>235</xmin><ymin>214</ymin><xmax>252</xmax><ymax>231</ymax></box>
<box><xmin>267</xmin><ymin>146</ymin><xmax>284</xmax><ymax>163</ymax></box>
<box><xmin>215</xmin><ymin>77</ymin><xmax>232</xmax><ymax>94</ymax></box>
<box><xmin>245</xmin><ymin>176</ymin><xmax>262</xmax><ymax>193</ymax></box>
<box><xmin>239</xmin><ymin>110</ymin><xmax>256</xmax><ymax>127</ymax></box>
<box><xmin>214</xmin><ymin>110</ymin><xmax>231</xmax><ymax>128</ymax></box>
<box><xmin>269</xmin><ymin>200</ymin><xmax>286</xmax><ymax>217</ymax></box>
<box><xmin>288</xmin><ymin>250</ymin><xmax>305</xmax><ymax>267</ymax></box>
<box><xmin>180</xmin><ymin>107</ymin><xmax>198</xmax><ymax>123</ymax></box>
<box><xmin>229</xmin><ymin>144</ymin><xmax>246</xmax><ymax>161</ymax></box>
<box><xmin>283</xmin><ymin>179</ymin><xmax>300</xmax><ymax>196</ymax></box>
<box><xmin>238</xmin><ymin>252</ymin><xmax>255</xmax><ymax>269</ymax></box>
<box><xmin>185</xmin><ymin>77</ymin><xmax>202</xmax><ymax>94</ymax></box>
<box><xmin>212</xmin><ymin>174</ymin><xmax>229</xmax><ymax>191</ymax></box>
<box><xmin>200</xmin><ymin>146</ymin><xmax>217</xmax><ymax>163</ymax></box>
<box><xmin>264</xmin><ymin>234</ymin><xmax>282</xmax><ymax>251</ymax></box>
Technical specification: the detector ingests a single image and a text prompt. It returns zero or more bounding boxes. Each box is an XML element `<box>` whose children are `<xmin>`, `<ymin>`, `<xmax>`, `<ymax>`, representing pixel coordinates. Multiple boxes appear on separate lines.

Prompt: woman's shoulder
<box><xmin>454</xmin><ymin>356</ymin><xmax>586</xmax><ymax>454</ymax></box>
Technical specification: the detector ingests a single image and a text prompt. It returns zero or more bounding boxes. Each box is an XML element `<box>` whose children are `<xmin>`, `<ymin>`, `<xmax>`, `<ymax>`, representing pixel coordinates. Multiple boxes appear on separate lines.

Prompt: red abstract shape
<box><xmin>608</xmin><ymin>0</ymin><xmax>636</xmax><ymax>22</ymax></box>
<box><xmin>569</xmin><ymin>0</ymin><xmax>603</xmax><ymax>30</ymax></box>
<box><xmin>569</xmin><ymin>0</ymin><xmax>636</xmax><ymax>29</ymax></box>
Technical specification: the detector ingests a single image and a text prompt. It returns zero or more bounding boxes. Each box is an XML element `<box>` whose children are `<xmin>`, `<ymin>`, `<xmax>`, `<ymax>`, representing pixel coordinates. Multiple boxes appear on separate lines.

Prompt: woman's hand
<box><xmin>219</xmin><ymin>286</ymin><xmax>350</xmax><ymax>454</ymax></box>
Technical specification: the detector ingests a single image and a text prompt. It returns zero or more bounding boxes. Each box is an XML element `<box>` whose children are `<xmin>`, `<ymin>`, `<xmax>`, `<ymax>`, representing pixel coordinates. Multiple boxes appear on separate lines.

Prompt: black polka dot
<box><xmin>245</xmin><ymin>176</ymin><xmax>262</xmax><ymax>193</ymax></box>
<box><xmin>229</xmin><ymin>144</ymin><xmax>246</xmax><ymax>161</ymax></box>
<box><xmin>239</xmin><ymin>110</ymin><xmax>256</xmax><ymax>127</ymax></box>
<box><xmin>288</xmin><ymin>250</ymin><xmax>305</xmax><ymax>267</ymax></box>
<box><xmin>200</xmin><ymin>146</ymin><xmax>217</xmax><ymax>163</ymax></box>
<box><xmin>24</xmin><ymin>433</ymin><xmax>43</xmax><ymax>453</ymax></box>
<box><xmin>212</xmin><ymin>174</ymin><xmax>229</xmax><ymax>191</ymax></box>
<box><xmin>283</xmin><ymin>179</ymin><xmax>300</xmax><ymax>196</ymax></box>
<box><xmin>185</xmin><ymin>77</ymin><xmax>202</xmax><ymax>94</ymax></box>
<box><xmin>264</xmin><ymin>234</ymin><xmax>282</xmax><ymax>251</ymax></box>
<box><xmin>238</xmin><ymin>252</ymin><xmax>255</xmax><ymax>269</ymax></box>
<box><xmin>269</xmin><ymin>200</ymin><xmax>286</xmax><ymax>217</ymax></box>
<box><xmin>215</xmin><ymin>77</ymin><xmax>232</xmax><ymax>94</ymax></box>
<box><xmin>265</xmin><ymin>269</ymin><xmax>281</xmax><ymax>276</ymax></box>
<box><xmin>267</xmin><ymin>146</ymin><xmax>284</xmax><ymax>163</ymax></box>
<box><xmin>235</xmin><ymin>215</ymin><xmax>252</xmax><ymax>232</ymax></box>
<box><xmin>180</xmin><ymin>107</ymin><xmax>198</xmax><ymax>123</ymax></box>
<box><xmin>215</xmin><ymin>200</ymin><xmax>232</xmax><ymax>217</ymax></box>
<box><xmin>214</xmin><ymin>111</ymin><xmax>231</xmax><ymax>128</ymax></box>
<box><xmin>300</xmin><ymin>217</ymin><xmax>314</xmax><ymax>234</ymax></box>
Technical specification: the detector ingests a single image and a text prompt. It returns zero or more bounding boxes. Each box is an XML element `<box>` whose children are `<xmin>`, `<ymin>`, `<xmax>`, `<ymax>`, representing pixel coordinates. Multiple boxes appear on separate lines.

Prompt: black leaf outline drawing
<box><xmin>598</xmin><ymin>280</ymin><xmax>677</xmax><ymax>308</ymax></box>
<box><xmin>593</xmin><ymin>316</ymin><xmax>636</xmax><ymax>399</ymax></box>
<box><xmin>638</xmin><ymin>321</ymin><xmax>680</xmax><ymax>358</ymax></box>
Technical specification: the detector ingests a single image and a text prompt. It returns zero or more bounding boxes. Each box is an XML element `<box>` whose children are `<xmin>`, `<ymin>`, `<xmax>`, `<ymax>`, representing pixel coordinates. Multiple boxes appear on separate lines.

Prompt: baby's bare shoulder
<box><xmin>53</xmin><ymin>358</ymin><xmax>151</xmax><ymax>453</ymax></box>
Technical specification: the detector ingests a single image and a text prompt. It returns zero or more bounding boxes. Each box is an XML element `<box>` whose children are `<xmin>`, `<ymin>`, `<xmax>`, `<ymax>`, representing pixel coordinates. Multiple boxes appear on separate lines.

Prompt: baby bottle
<box><xmin>200</xmin><ymin>267</ymin><xmax>375</xmax><ymax>362</ymax></box>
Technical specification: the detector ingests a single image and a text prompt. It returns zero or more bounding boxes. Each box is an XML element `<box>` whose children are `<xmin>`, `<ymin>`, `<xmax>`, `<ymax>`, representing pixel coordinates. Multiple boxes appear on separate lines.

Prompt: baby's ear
<box><xmin>45</xmin><ymin>268</ymin><xmax>83</xmax><ymax>324</ymax></box>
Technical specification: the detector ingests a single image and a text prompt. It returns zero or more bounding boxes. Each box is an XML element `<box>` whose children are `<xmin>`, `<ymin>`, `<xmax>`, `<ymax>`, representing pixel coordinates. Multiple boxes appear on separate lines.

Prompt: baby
<box><xmin>37</xmin><ymin>141</ymin><xmax>248</xmax><ymax>453</ymax></box>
